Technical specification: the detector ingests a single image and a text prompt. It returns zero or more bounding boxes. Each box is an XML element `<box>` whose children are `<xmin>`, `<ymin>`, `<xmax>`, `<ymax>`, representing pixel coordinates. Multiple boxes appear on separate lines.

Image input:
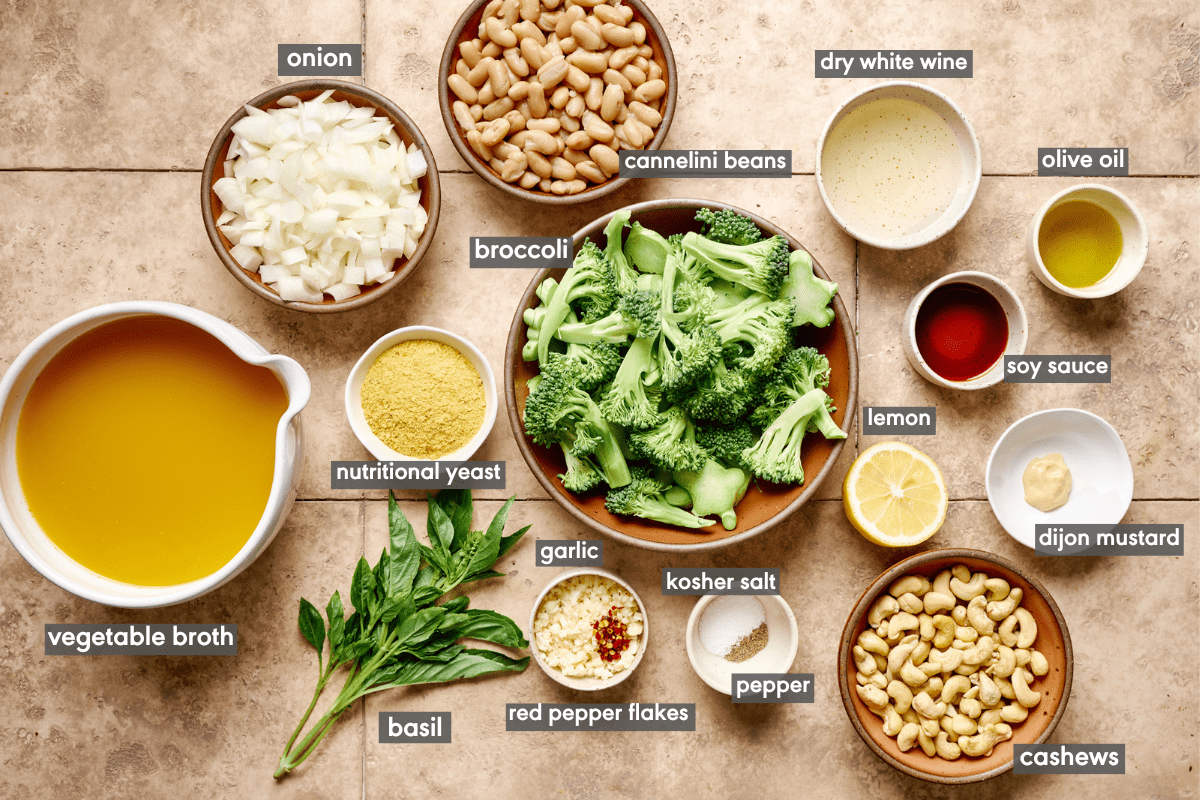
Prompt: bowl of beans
<box><xmin>439</xmin><ymin>0</ymin><xmax>676</xmax><ymax>204</ymax></box>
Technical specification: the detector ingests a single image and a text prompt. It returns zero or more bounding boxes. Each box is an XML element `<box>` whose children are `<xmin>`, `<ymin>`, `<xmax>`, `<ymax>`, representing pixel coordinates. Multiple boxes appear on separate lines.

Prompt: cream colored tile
<box><xmin>857</xmin><ymin>176</ymin><xmax>1199</xmax><ymax>500</ymax></box>
<box><xmin>0</xmin><ymin>500</ymin><xmax>364</xmax><ymax>799</ymax></box>
<box><xmin>0</xmin><ymin>0</ymin><xmax>363</xmax><ymax>169</ymax></box>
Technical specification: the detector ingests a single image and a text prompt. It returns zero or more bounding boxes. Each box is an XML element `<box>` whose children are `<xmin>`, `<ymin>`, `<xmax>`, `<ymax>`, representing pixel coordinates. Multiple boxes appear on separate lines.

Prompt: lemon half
<box><xmin>843</xmin><ymin>442</ymin><xmax>948</xmax><ymax>546</ymax></box>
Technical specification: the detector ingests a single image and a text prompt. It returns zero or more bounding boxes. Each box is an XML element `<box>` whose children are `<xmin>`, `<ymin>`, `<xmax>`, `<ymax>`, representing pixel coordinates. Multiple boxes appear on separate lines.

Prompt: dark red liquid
<box><xmin>914</xmin><ymin>283</ymin><xmax>1008</xmax><ymax>382</ymax></box>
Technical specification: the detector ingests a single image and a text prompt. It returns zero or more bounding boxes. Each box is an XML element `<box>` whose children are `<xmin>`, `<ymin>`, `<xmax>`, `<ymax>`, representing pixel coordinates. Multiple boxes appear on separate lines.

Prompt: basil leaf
<box><xmin>373</xmin><ymin>549</ymin><xmax>390</xmax><ymax>592</ymax></box>
<box><xmin>298</xmin><ymin>598</ymin><xmax>326</xmax><ymax>654</ymax></box>
<box><xmin>417</xmin><ymin>543</ymin><xmax>450</xmax><ymax>578</ymax></box>
<box><xmin>373</xmin><ymin>648</ymin><xmax>529</xmax><ymax>689</ymax></box>
<box><xmin>460</xmin><ymin>569</ymin><xmax>506</xmax><ymax>584</ymax></box>
<box><xmin>412</xmin><ymin>643</ymin><xmax>465</xmax><ymax>662</ymax></box>
<box><xmin>379</xmin><ymin>592</ymin><xmax>415</xmax><ymax>624</ymax></box>
<box><xmin>426</xmin><ymin>495</ymin><xmax>456</xmax><ymax>553</ymax></box>
<box><xmin>350</xmin><ymin>557</ymin><xmax>376</xmax><ymax>618</ymax></box>
<box><xmin>465</xmin><ymin>528</ymin><xmax>500</xmax><ymax>581</ymax></box>
<box><xmin>435</xmin><ymin>489</ymin><xmax>473</xmax><ymax>550</ymax></box>
<box><xmin>441</xmin><ymin>596</ymin><xmax>470</xmax><ymax>614</ymax></box>
<box><xmin>497</xmin><ymin>524</ymin><xmax>531</xmax><ymax>561</ymax></box>
<box><xmin>411</xmin><ymin>586</ymin><xmax>443</xmax><ymax>607</ymax></box>
<box><xmin>394</xmin><ymin>606</ymin><xmax>447</xmax><ymax>648</ymax></box>
<box><xmin>326</xmin><ymin>591</ymin><xmax>346</xmax><ymax>658</ymax></box>
<box><xmin>387</xmin><ymin>493</ymin><xmax>420</xmax><ymax>596</ymax></box>
<box><xmin>448</xmin><ymin>609</ymin><xmax>529</xmax><ymax>648</ymax></box>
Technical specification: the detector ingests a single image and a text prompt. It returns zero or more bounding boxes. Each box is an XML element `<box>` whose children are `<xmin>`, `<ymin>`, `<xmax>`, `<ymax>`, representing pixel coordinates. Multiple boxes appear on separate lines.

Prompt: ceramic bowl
<box><xmin>1026</xmin><ymin>183</ymin><xmax>1148</xmax><ymax>299</ymax></box>
<box><xmin>438</xmin><ymin>0</ymin><xmax>676</xmax><ymax>205</ymax></box>
<box><xmin>839</xmin><ymin>549</ymin><xmax>1073</xmax><ymax>784</ymax></box>
<box><xmin>902</xmin><ymin>270</ymin><xmax>1028</xmax><ymax>390</ymax></box>
<box><xmin>504</xmin><ymin>198</ymin><xmax>858</xmax><ymax>551</ymax></box>
<box><xmin>685</xmin><ymin>594</ymin><xmax>799</xmax><ymax>695</ymax></box>
<box><xmin>986</xmin><ymin>408</ymin><xmax>1133</xmax><ymax>549</ymax></box>
<box><xmin>0</xmin><ymin>302</ymin><xmax>310</xmax><ymax>608</ymax></box>
<box><xmin>202</xmin><ymin>79</ymin><xmax>441</xmax><ymax>313</ymax></box>
<box><xmin>816</xmin><ymin>81</ymin><xmax>982</xmax><ymax>250</ymax></box>
<box><xmin>529</xmin><ymin>567</ymin><xmax>648</xmax><ymax>690</ymax></box>
<box><xmin>345</xmin><ymin>326</ymin><xmax>498</xmax><ymax>462</ymax></box>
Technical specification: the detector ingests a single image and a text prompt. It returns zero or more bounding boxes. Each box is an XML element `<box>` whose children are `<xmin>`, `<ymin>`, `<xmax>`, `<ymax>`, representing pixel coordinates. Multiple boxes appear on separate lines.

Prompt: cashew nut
<box><xmin>951</xmin><ymin>605</ymin><xmax>968</xmax><ymax>626</ymax></box>
<box><xmin>857</xmin><ymin>629</ymin><xmax>889</xmax><ymax>656</ymax></box>
<box><xmin>935</xmin><ymin>731</ymin><xmax>962</xmax><ymax>760</ymax></box>
<box><xmin>912</xmin><ymin>692</ymin><xmax>946</xmax><ymax>719</ymax></box>
<box><xmin>941</xmin><ymin>675</ymin><xmax>971</xmax><ymax>705</ymax></box>
<box><xmin>887</xmin><ymin>680</ymin><xmax>914</xmax><ymax>714</ymax></box>
<box><xmin>966</xmin><ymin>596</ymin><xmax>995</xmax><ymax>635</ymax></box>
<box><xmin>1014</xmin><ymin>648</ymin><xmax>1032</xmax><ymax>667</ymax></box>
<box><xmin>883</xmin><ymin>704</ymin><xmax>904</xmax><ymax>736</ymax></box>
<box><xmin>998</xmin><ymin>614</ymin><xmax>1019</xmax><ymax>647</ymax></box>
<box><xmin>897</xmin><ymin>592</ymin><xmax>924</xmax><ymax>615</ymax></box>
<box><xmin>987</xmin><ymin>587</ymin><xmax>1023</xmax><ymax>621</ymax></box>
<box><xmin>959</xmin><ymin>726</ymin><xmax>1000</xmax><ymax>757</ymax></box>
<box><xmin>856</xmin><ymin>684</ymin><xmax>889</xmax><ymax>714</ymax></box>
<box><xmin>887</xmin><ymin>611</ymin><xmax>921</xmax><ymax>639</ymax></box>
<box><xmin>979</xmin><ymin>708</ymin><xmax>1004</xmax><ymax>728</ymax></box>
<box><xmin>867</xmin><ymin>671</ymin><xmax>888</xmax><ymax>689</ymax></box>
<box><xmin>923</xmin><ymin>592</ymin><xmax>956</xmax><ymax>615</ymax></box>
<box><xmin>932</xmin><ymin>615</ymin><xmax>956</xmax><ymax>649</ymax></box>
<box><xmin>950</xmin><ymin>571</ymin><xmax>987</xmax><ymax>601</ymax></box>
<box><xmin>910</xmin><ymin>640</ymin><xmax>932</xmax><ymax>666</ymax></box>
<box><xmin>868</xmin><ymin>595</ymin><xmax>899</xmax><ymax>627</ymax></box>
<box><xmin>951</xmin><ymin>715</ymin><xmax>978</xmax><ymax>736</ymax></box>
<box><xmin>951</xmin><ymin>564</ymin><xmax>971</xmax><ymax>583</ymax></box>
<box><xmin>959</xmin><ymin>697</ymin><xmax>983</xmax><ymax>719</ymax></box>
<box><xmin>955</xmin><ymin>625</ymin><xmax>979</xmax><ymax>644</ymax></box>
<box><xmin>886</xmin><ymin>635</ymin><xmax>920</xmax><ymax>679</ymax></box>
<box><xmin>921</xmin><ymin>717</ymin><xmax>940</xmax><ymax>737</ymax></box>
<box><xmin>925</xmin><ymin>676</ymin><xmax>944</xmax><ymax>699</ymax></box>
<box><xmin>977</xmin><ymin>672</ymin><xmax>1002</xmax><ymax>707</ymax></box>
<box><xmin>1012</xmin><ymin>668</ymin><xmax>1042</xmax><ymax>708</ymax></box>
<box><xmin>901</xmin><ymin>659</ymin><xmax>930</xmax><ymax>687</ymax></box>
<box><xmin>993</xmin><ymin>722</ymin><xmax>1013</xmax><ymax>742</ymax></box>
<box><xmin>917</xmin><ymin>728</ymin><xmax>937</xmax><ymax>757</ymax></box>
<box><xmin>932</xmin><ymin>569</ymin><xmax>953</xmax><ymax>596</ymax></box>
<box><xmin>897</xmin><ymin>722</ymin><xmax>921</xmax><ymax>752</ymax></box>
<box><xmin>918</xmin><ymin>613</ymin><xmax>935</xmax><ymax>642</ymax></box>
<box><xmin>1030</xmin><ymin>649</ymin><xmax>1049</xmax><ymax>677</ymax></box>
<box><xmin>1001</xmin><ymin>702</ymin><xmax>1029</xmax><ymax>723</ymax></box>
<box><xmin>853</xmin><ymin>645</ymin><xmax>877</xmax><ymax>676</ymax></box>
<box><xmin>1014</xmin><ymin>608</ymin><xmax>1038</xmax><ymax>649</ymax></box>
<box><xmin>889</xmin><ymin>575</ymin><xmax>931</xmax><ymax>598</ymax></box>
<box><xmin>992</xmin><ymin>645</ymin><xmax>1017</xmax><ymax>678</ymax></box>
<box><xmin>993</xmin><ymin>674</ymin><xmax>1016</xmax><ymax>700</ymax></box>
<box><xmin>983</xmin><ymin>577</ymin><xmax>1011</xmax><ymax>601</ymax></box>
<box><xmin>934</xmin><ymin>648</ymin><xmax>964</xmax><ymax>674</ymax></box>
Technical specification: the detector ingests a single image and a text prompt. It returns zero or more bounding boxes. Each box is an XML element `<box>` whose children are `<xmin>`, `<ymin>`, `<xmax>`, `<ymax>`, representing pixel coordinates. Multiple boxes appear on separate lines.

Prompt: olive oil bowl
<box><xmin>0</xmin><ymin>302</ymin><xmax>311</xmax><ymax>608</ymax></box>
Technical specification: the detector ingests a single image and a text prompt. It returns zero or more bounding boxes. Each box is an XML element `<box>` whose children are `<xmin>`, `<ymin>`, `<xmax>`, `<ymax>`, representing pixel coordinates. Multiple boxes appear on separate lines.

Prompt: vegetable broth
<box><xmin>16</xmin><ymin>316</ymin><xmax>287</xmax><ymax>586</ymax></box>
<box><xmin>914</xmin><ymin>283</ymin><xmax>1008</xmax><ymax>382</ymax></box>
<box><xmin>821</xmin><ymin>97</ymin><xmax>963</xmax><ymax>240</ymax></box>
<box><xmin>1037</xmin><ymin>199</ymin><xmax>1123</xmax><ymax>288</ymax></box>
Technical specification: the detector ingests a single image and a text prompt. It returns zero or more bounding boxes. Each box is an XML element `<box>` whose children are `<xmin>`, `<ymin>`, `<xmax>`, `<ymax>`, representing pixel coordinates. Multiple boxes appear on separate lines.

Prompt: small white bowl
<box><xmin>685</xmin><ymin>594</ymin><xmax>799</xmax><ymax>695</ymax></box>
<box><xmin>986</xmin><ymin>409</ymin><xmax>1134</xmax><ymax>549</ymax></box>
<box><xmin>529</xmin><ymin>567</ymin><xmax>648</xmax><ymax>691</ymax></box>
<box><xmin>902</xmin><ymin>271</ymin><xmax>1028</xmax><ymax>390</ymax></box>
<box><xmin>816</xmin><ymin>81</ymin><xmax>982</xmax><ymax>250</ymax></box>
<box><xmin>1026</xmin><ymin>184</ymin><xmax>1148</xmax><ymax>299</ymax></box>
<box><xmin>344</xmin><ymin>326</ymin><xmax>497</xmax><ymax>461</ymax></box>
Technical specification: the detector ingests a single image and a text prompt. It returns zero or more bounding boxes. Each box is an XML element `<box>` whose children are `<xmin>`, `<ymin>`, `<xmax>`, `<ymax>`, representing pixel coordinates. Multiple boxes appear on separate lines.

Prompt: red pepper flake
<box><xmin>592</xmin><ymin>605</ymin><xmax>632</xmax><ymax>662</ymax></box>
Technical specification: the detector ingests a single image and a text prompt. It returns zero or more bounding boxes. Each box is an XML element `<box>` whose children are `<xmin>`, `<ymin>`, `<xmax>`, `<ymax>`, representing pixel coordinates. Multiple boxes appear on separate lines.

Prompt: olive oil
<box><xmin>16</xmin><ymin>316</ymin><xmax>287</xmax><ymax>586</ymax></box>
<box><xmin>1037</xmin><ymin>200</ymin><xmax>1123</xmax><ymax>288</ymax></box>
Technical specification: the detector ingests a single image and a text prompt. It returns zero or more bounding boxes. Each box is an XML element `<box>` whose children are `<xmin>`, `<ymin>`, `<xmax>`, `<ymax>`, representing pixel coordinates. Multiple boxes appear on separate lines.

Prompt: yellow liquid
<box><xmin>821</xmin><ymin>97</ymin><xmax>963</xmax><ymax>239</ymax></box>
<box><xmin>1037</xmin><ymin>200</ymin><xmax>1123</xmax><ymax>288</ymax></box>
<box><xmin>16</xmin><ymin>316</ymin><xmax>287</xmax><ymax>586</ymax></box>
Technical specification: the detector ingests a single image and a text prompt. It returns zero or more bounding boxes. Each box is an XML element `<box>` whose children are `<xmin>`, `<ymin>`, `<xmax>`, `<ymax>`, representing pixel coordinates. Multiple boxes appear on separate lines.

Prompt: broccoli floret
<box><xmin>603</xmin><ymin>209</ymin><xmax>641</xmax><ymax>295</ymax></box>
<box><xmin>522</xmin><ymin>360</ymin><xmax>631</xmax><ymax>488</ymax></box>
<box><xmin>599</xmin><ymin>336</ymin><xmax>662</xmax><ymax>429</ymax></box>
<box><xmin>557</xmin><ymin>433</ymin><xmax>605</xmax><ymax>494</ymax></box>
<box><xmin>673</xmin><ymin>459</ymin><xmax>751</xmax><ymax>530</ymax></box>
<box><xmin>781</xmin><ymin>249</ymin><xmax>837</xmax><ymax>328</ymax></box>
<box><xmin>556</xmin><ymin>295</ymin><xmax>656</xmax><ymax>346</ymax></box>
<box><xmin>561</xmin><ymin>342</ymin><xmax>622</xmax><ymax>391</ymax></box>
<box><xmin>670</xmin><ymin>279</ymin><xmax>717</xmax><ymax>332</ymax></box>
<box><xmin>656</xmin><ymin>246</ymin><xmax>722</xmax><ymax>396</ymax></box>
<box><xmin>740</xmin><ymin>387</ymin><xmax>829</xmax><ymax>484</ymax></box>
<box><xmin>680</xmin><ymin>232</ymin><xmax>790</xmax><ymax>298</ymax></box>
<box><xmin>683</xmin><ymin>359</ymin><xmax>759</xmax><ymax>424</ymax></box>
<box><xmin>695</xmin><ymin>207</ymin><xmax>763</xmax><ymax>246</ymax></box>
<box><xmin>628</xmin><ymin>405</ymin><xmax>708</xmax><ymax>472</ymax></box>
<box><xmin>605</xmin><ymin>467</ymin><xmax>714</xmax><ymax>529</ymax></box>
<box><xmin>705</xmin><ymin>294</ymin><xmax>795</xmax><ymax>375</ymax></box>
<box><xmin>695</xmin><ymin>419</ymin><xmax>759</xmax><ymax>468</ymax></box>
<box><xmin>751</xmin><ymin>346</ymin><xmax>846</xmax><ymax>441</ymax></box>
<box><xmin>624</xmin><ymin>221</ymin><xmax>671</xmax><ymax>274</ymax></box>
<box><xmin>533</xmin><ymin>241</ymin><xmax>617</xmax><ymax>367</ymax></box>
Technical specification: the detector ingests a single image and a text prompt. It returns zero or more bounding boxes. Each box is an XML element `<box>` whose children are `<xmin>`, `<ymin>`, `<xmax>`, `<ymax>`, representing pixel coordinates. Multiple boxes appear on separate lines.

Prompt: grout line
<box><xmin>1</xmin><ymin>167</ymin><xmax>1195</xmax><ymax>178</ymax></box>
<box><xmin>290</xmin><ymin>496</ymin><xmax>1200</xmax><ymax>503</ymax></box>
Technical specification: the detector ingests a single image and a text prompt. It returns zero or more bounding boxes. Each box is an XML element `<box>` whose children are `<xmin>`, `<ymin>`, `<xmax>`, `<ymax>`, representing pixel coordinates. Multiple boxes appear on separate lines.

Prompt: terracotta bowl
<box><xmin>201</xmin><ymin>79</ymin><xmax>442</xmax><ymax>313</ymax></box>
<box><xmin>438</xmin><ymin>0</ymin><xmax>676</xmax><ymax>205</ymax></box>
<box><xmin>838</xmin><ymin>549</ymin><xmax>1073</xmax><ymax>784</ymax></box>
<box><xmin>504</xmin><ymin>199</ymin><xmax>858</xmax><ymax>551</ymax></box>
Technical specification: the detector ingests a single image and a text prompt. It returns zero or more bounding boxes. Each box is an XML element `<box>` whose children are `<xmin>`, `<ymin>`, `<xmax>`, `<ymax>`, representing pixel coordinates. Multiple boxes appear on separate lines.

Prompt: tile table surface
<box><xmin>0</xmin><ymin>0</ymin><xmax>1196</xmax><ymax>797</ymax></box>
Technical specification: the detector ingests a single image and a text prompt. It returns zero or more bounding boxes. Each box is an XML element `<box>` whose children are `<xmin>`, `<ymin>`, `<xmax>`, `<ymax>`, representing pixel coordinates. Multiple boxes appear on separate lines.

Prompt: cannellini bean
<box><xmin>550</xmin><ymin>179</ymin><xmax>586</xmax><ymax>195</ymax></box>
<box><xmin>575</xmin><ymin>159</ymin><xmax>605</xmax><ymax>183</ymax></box>
<box><xmin>589</xmin><ymin>143</ymin><xmax>619</xmax><ymax>174</ymax></box>
<box><xmin>453</xmin><ymin>100</ymin><xmax>477</xmax><ymax>132</ymax></box>
<box><xmin>633</xmin><ymin>78</ymin><xmax>666</xmax><ymax>103</ymax></box>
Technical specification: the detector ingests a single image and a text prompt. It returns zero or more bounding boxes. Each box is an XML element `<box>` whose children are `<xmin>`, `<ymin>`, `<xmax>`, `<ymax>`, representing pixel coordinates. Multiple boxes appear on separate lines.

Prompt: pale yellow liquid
<box><xmin>16</xmin><ymin>316</ymin><xmax>287</xmax><ymax>586</ymax></box>
<box><xmin>822</xmin><ymin>97</ymin><xmax>963</xmax><ymax>239</ymax></box>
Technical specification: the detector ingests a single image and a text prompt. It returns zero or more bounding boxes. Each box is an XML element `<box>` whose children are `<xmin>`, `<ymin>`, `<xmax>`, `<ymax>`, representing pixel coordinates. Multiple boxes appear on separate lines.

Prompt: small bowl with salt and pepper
<box><xmin>685</xmin><ymin>594</ymin><xmax>799</xmax><ymax>695</ymax></box>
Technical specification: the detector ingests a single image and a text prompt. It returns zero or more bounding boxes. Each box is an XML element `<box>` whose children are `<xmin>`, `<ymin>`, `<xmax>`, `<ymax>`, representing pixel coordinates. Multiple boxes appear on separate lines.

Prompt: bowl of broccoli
<box><xmin>504</xmin><ymin>199</ymin><xmax>858</xmax><ymax>551</ymax></box>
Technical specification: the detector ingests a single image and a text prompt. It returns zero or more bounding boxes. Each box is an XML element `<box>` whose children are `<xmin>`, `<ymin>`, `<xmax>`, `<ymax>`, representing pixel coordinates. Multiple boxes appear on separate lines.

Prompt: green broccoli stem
<box><xmin>745</xmin><ymin>388</ymin><xmax>826</xmax><ymax>480</ymax></box>
<box><xmin>588</xmin><ymin>411</ymin><xmax>632</xmax><ymax>488</ymax></box>
<box><xmin>639</xmin><ymin>496</ymin><xmax>714</xmax><ymax>528</ymax></box>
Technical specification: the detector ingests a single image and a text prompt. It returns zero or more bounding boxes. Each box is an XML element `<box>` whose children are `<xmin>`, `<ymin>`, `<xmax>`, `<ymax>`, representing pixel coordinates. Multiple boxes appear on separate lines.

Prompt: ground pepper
<box><xmin>725</xmin><ymin>622</ymin><xmax>768</xmax><ymax>663</ymax></box>
<box><xmin>360</xmin><ymin>339</ymin><xmax>485</xmax><ymax>459</ymax></box>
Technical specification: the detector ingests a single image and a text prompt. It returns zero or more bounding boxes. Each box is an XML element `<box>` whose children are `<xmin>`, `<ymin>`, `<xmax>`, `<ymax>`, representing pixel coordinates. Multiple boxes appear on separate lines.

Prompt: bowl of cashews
<box><xmin>838</xmin><ymin>549</ymin><xmax>1073</xmax><ymax>783</ymax></box>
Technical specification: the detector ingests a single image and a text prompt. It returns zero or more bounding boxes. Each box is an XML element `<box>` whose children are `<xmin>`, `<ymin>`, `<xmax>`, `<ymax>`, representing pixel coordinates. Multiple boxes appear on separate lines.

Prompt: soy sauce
<box><xmin>914</xmin><ymin>283</ymin><xmax>1008</xmax><ymax>382</ymax></box>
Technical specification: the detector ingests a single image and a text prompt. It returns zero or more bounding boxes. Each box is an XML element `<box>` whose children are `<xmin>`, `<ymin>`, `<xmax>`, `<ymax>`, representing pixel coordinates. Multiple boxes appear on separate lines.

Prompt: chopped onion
<box><xmin>217</xmin><ymin>93</ymin><xmax>427</xmax><ymax>302</ymax></box>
